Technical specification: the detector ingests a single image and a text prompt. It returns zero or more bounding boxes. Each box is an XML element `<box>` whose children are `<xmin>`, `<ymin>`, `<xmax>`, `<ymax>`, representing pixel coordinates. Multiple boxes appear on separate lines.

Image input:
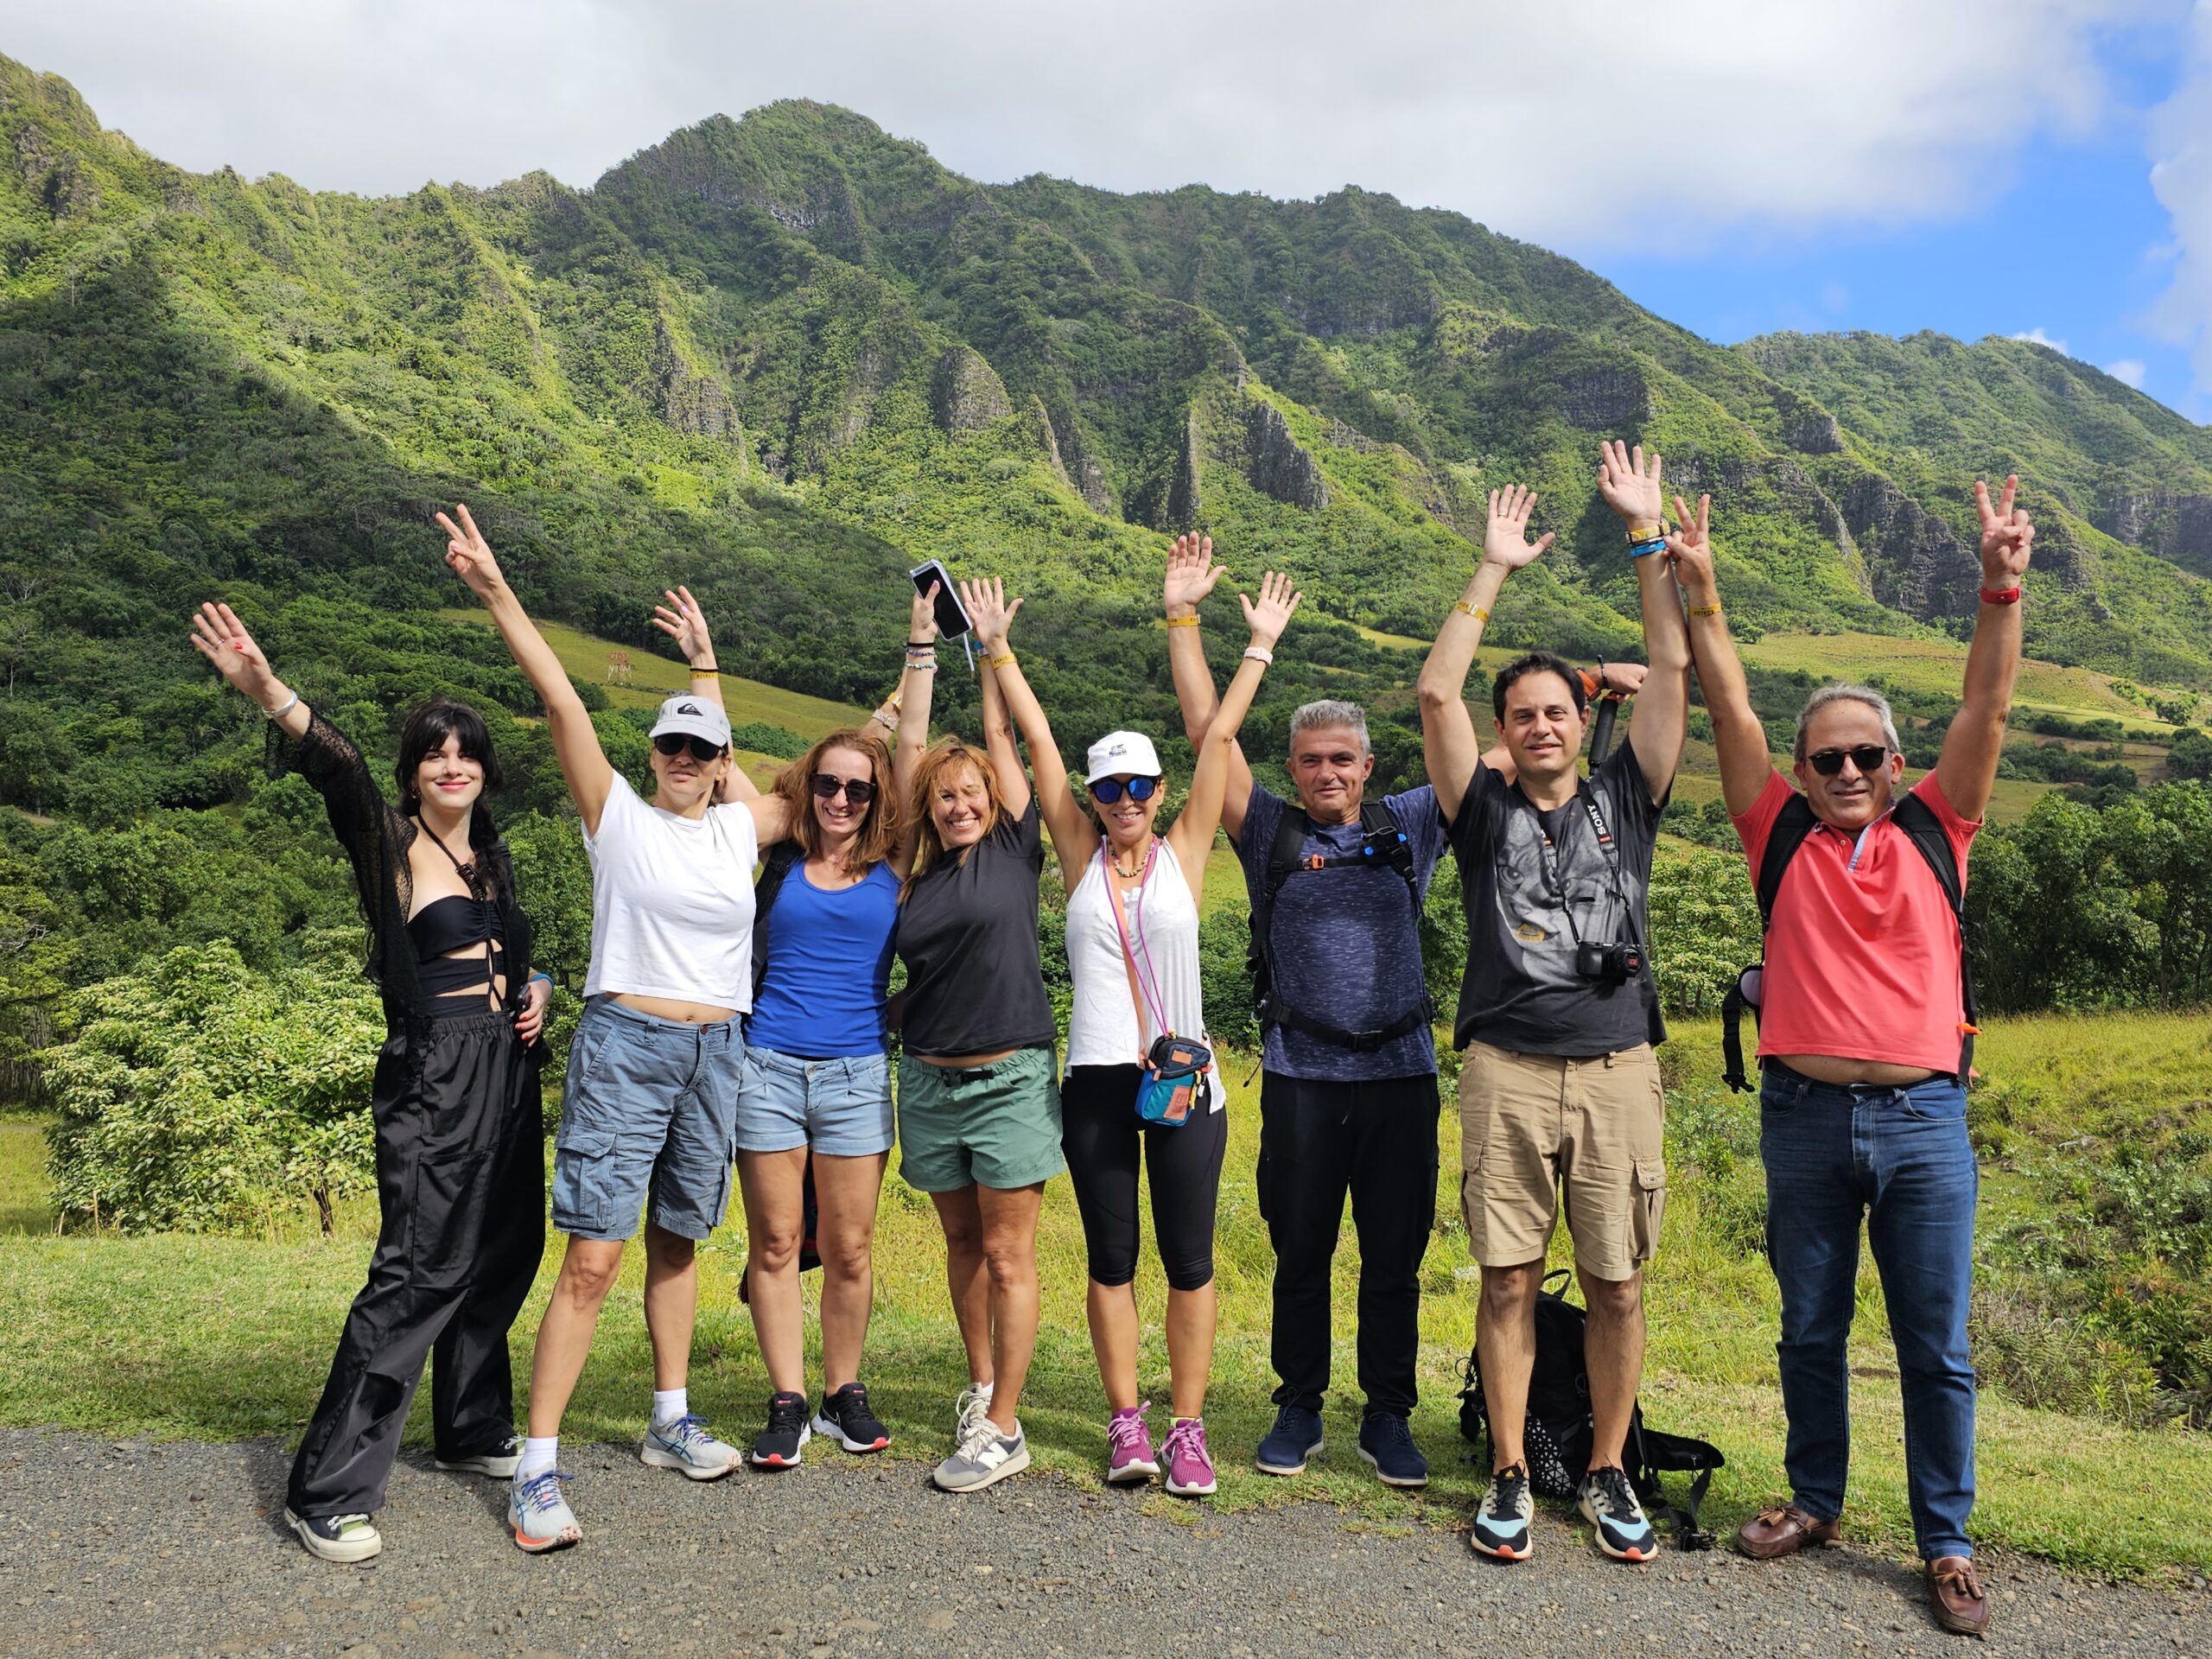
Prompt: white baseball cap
<box><xmin>1084</xmin><ymin>730</ymin><xmax>1163</xmax><ymax>785</ymax></box>
<box><xmin>649</xmin><ymin>694</ymin><xmax>733</xmax><ymax>750</ymax></box>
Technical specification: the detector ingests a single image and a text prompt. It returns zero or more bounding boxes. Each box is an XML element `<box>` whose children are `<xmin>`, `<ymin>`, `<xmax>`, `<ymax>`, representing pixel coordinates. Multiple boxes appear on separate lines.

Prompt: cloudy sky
<box><xmin>4</xmin><ymin>0</ymin><xmax>2207</xmax><ymax>417</ymax></box>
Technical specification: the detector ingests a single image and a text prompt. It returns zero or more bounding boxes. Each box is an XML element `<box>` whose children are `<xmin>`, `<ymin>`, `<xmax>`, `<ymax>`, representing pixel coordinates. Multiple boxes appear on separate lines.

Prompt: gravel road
<box><xmin>2</xmin><ymin>1427</ymin><xmax>2204</xmax><ymax>1659</ymax></box>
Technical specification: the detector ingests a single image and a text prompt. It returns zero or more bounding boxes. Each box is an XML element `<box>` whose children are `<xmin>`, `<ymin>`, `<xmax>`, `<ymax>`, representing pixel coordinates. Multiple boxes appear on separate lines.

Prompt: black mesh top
<box><xmin>270</xmin><ymin>708</ymin><xmax>537</xmax><ymax>1022</ymax></box>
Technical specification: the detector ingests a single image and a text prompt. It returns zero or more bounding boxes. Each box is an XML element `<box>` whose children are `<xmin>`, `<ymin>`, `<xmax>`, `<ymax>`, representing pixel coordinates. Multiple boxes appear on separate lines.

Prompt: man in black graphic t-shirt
<box><xmin>1417</xmin><ymin>449</ymin><xmax>1690</xmax><ymax>1565</ymax></box>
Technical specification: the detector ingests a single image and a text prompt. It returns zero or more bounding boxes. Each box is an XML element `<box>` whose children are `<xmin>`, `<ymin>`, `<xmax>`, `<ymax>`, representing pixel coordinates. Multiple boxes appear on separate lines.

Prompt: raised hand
<box><xmin>1163</xmin><ymin>532</ymin><xmax>1230</xmax><ymax>617</ymax></box>
<box><xmin>1238</xmin><ymin>570</ymin><xmax>1303</xmax><ymax>649</ymax></box>
<box><xmin>188</xmin><ymin>601</ymin><xmax>283</xmax><ymax>708</ymax></box>
<box><xmin>1666</xmin><ymin>493</ymin><xmax>1717</xmax><ymax>599</ymax></box>
<box><xmin>1974</xmin><ymin>475</ymin><xmax>2034</xmax><ymax>586</ymax></box>
<box><xmin>910</xmin><ymin>581</ymin><xmax>941</xmax><ymax>645</ymax></box>
<box><xmin>434</xmin><ymin>504</ymin><xmax>505</xmax><ymax>601</ymax></box>
<box><xmin>1598</xmin><ymin>440</ymin><xmax>1666</xmax><ymax>526</ymax></box>
<box><xmin>651</xmin><ymin>584</ymin><xmax>717</xmax><ymax>667</ymax></box>
<box><xmin>960</xmin><ymin>577</ymin><xmax>1023</xmax><ymax>654</ymax></box>
<box><xmin>1482</xmin><ymin>485</ymin><xmax>1554</xmax><ymax>570</ymax></box>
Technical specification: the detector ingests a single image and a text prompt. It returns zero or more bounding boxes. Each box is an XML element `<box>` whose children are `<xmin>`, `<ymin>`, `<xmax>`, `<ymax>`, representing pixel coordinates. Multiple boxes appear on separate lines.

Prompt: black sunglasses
<box><xmin>810</xmin><ymin>772</ymin><xmax>877</xmax><ymax>806</ymax></box>
<box><xmin>1090</xmin><ymin>776</ymin><xmax>1159</xmax><ymax>805</ymax></box>
<box><xmin>1807</xmin><ymin>745</ymin><xmax>1890</xmax><ymax>777</ymax></box>
<box><xmin>652</xmin><ymin>733</ymin><xmax>728</xmax><ymax>763</ymax></box>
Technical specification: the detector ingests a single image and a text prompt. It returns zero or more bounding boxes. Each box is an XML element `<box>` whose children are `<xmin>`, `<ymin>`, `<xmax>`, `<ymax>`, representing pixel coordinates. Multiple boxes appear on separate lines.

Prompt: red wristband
<box><xmin>1979</xmin><ymin>586</ymin><xmax>2022</xmax><ymax>606</ymax></box>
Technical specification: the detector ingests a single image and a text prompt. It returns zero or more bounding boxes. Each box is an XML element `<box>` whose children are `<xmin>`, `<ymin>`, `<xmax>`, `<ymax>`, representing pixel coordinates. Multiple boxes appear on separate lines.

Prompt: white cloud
<box><xmin>2012</xmin><ymin>327</ymin><xmax>2073</xmax><ymax>354</ymax></box>
<box><xmin>2105</xmin><ymin>357</ymin><xmax>2149</xmax><ymax>386</ymax></box>
<box><xmin>0</xmin><ymin>0</ymin><xmax>2175</xmax><ymax>255</ymax></box>
<box><xmin>2148</xmin><ymin>1</ymin><xmax>2212</xmax><ymax>392</ymax></box>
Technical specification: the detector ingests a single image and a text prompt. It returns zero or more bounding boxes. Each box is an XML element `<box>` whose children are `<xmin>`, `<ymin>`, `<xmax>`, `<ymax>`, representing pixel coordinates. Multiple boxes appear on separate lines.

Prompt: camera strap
<box><xmin>1530</xmin><ymin>783</ymin><xmax>1650</xmax><ymax>971</ymax></box>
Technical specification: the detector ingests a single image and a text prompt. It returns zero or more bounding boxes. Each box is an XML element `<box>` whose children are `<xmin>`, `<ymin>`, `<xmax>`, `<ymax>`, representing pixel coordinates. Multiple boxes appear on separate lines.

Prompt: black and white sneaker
<box><xmin>1578</xmin><ymin>1465</ymin><xmax>1658</xmax><ymax>1561</ymax></box>
<box><xmin>750</xmin><ymin>1390</ymin><xmax>813</xmax><ymax>1469</ymax></box>
<box><xmin>1470</xmin><ymin>1463</ymin><xmax>1535</xmax><ymax>1560</ymax></box>
<box><xmin>435</xmin><ymin>1433</ymin><xmax>522</xmax><ymax>1478</ymax></box>
<box><xmin>285</xmin><ymin>1509</ymin><xmax>383</xmax><ymax>1563</ymax></box>
<box><xmin>813</xmin><ymin>1382</ymin><xmax>891</xmax><ymax>1453</ymax></box>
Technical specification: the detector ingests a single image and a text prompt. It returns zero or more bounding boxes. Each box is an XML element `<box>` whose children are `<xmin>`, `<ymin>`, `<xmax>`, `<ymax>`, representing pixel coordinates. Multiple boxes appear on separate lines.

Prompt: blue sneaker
<box><xmin>508</xmin><ymin>1470</ymin><xmax>581</xmax><ymax>1554</ymax></box>
<box><xmin>1357</xmin><ymin>1411</ymin><xmax>1429</xmax><ymax>1488</ymax></box>
<box><xmin>1254</xmin><ymin>1404</ymin><xmax>1325</xmax><ymax>1476</ymax></box>
<box><xmin>1579</xmin><ymin>1465</ymin><xmax>1659</xmax><ymax>1561</ymax></box>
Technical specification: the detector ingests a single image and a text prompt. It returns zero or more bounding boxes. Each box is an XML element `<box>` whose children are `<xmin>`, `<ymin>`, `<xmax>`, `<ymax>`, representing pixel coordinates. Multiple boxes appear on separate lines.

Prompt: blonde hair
<box><xmin>903</xmin><ymin>738</ymin><xmax>1007</xmax><ymax>898</ymax></box>
<box><xmin>772</xmin><ymin>729</ymin><xmax>901</xmax><ymax>878</ymax></box>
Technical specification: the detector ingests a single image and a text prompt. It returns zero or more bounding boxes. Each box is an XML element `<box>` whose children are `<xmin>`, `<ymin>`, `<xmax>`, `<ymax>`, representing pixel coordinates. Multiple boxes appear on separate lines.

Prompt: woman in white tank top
<box><xmin>991</xmin><ymin>557</ymin><xmax>1301</xmax><ymax>1497</ymax></box>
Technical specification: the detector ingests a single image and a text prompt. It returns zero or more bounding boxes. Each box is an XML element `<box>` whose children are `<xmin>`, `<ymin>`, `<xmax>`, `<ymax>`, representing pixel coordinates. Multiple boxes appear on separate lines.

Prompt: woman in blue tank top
<box><xmin>732</xmin><ymin>586</ymin><xmax>938</xmax><ymax>1469</ymax></box>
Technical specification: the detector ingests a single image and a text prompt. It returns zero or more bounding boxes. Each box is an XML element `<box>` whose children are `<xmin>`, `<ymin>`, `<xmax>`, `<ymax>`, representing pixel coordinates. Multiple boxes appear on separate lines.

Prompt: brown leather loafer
<box><xmin>1735</xmin><ymin>1501</ymin><xmax>1842</xmax><ymax>1560</ymax></box>
<box><xmin>1929</xmin><ymin>1555</ymin><xmax>1991</xmax><ymax>1637</ymax></box>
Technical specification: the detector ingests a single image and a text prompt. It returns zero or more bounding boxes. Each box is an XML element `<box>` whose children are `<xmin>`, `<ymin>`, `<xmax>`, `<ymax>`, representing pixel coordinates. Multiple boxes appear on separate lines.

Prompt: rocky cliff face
<box><xmin>1243</xmin><ymin>398</ymin><xmax>1332</xmax><ymax>510</ymax></box>
<box><xmin>2095</xmin><ymin>492</ymin><xmax>2212</xmax><ymax>580</ymax></box>
<box><xmin>931</xmin><ymin>346</ymin><xmax>1012</xmax><ymax>432</ymax></box>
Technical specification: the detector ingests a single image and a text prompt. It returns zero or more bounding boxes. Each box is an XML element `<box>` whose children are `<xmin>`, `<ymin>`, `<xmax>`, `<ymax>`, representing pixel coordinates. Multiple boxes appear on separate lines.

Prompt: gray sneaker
<box><xmin>932</xmin><ymin>1416</ymin><xmax>1030</xmax><ymax>1492</ymax></box>
<box><xmin>640</xmin><ymin>1413</ymin><xmax>739</xmax><ymax>1481</ymax></box>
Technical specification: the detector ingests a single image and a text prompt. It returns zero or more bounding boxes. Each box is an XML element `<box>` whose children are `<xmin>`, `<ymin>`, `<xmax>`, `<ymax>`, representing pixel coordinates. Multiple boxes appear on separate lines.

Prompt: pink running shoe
<box><xmin>1163</xmin><ymin>1416</ymin><xmax>1217</xmax><ymax>1497</ymax></box>
<box><xmin>1105</xmin><ymin>1402</ymin><xmax>1160</xmax><ymax>1484</ymax></box>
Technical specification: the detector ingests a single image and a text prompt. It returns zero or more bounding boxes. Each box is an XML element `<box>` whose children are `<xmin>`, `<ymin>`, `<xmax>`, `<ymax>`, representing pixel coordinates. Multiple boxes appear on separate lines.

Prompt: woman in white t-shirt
<box><xmin>985</xmin><ymin>556</ymin><xmax>1300</xmax><ymax>1498</ymax></box>
<box><xmin>439</xmin><ymin>505</ymin><xmax>791</xmax><ymax>1553</ymax></box>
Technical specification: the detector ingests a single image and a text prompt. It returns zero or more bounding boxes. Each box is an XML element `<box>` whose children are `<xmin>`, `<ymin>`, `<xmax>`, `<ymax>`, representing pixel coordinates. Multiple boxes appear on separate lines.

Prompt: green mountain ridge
<box><xmin>1</xmin><ymin>53</ymin><xmax>2209</xmax><ymax>830</ymax></box>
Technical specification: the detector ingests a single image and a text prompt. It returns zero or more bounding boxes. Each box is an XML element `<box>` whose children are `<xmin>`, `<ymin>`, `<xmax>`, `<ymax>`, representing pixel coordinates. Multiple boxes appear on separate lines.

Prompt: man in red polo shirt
<box><xmin>1665</xmin><ymin>479</ymin><xmax>2032</xmax><ymax>1638</ymax></box>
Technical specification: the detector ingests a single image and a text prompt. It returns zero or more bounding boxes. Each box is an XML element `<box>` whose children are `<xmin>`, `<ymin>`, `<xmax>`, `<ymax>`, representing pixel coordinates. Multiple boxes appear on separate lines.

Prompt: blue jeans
<box><xmin>1759</xmin><ymin>1063</ymin><xmax>1978</xmax><ymax>1560</ymax></box>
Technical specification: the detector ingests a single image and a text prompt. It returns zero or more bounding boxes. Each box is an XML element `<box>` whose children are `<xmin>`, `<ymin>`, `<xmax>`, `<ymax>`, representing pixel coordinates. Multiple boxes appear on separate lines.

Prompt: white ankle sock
<box><xmin>518</xmin><ymin>1436</ymin><xmax>557</xmax><ymax>1480</ymax></box>
<box><xmin>652</xmin><ymin>1388</ymin><xmax>689</xmax><ymax>1428</ymax></box>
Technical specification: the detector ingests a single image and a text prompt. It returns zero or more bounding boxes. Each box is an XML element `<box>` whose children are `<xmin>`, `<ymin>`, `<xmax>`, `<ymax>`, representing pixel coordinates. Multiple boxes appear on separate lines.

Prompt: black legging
<box><xmin>1061</xmin><ymin>1064</ymin><xmax>1228</xmax><ymax>1292</ymax></box>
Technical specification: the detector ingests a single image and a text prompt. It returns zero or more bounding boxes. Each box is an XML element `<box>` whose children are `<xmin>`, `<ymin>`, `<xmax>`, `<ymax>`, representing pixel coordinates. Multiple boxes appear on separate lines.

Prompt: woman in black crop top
<box><xmin>192</xmin><ymin>601</ymin><xmax>553</xmax><ymax>1566</ymax></box>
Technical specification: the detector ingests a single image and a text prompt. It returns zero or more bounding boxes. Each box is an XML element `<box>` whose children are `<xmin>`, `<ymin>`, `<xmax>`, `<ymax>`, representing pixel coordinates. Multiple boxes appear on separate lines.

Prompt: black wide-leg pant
<box><xmin>1256</xmin><ymin>1069</ymin><xmax>1440</xmax><ymax>1419</ymax></box>
<box><xmin>287</xmin><ymin>1008</ymin><xmax>545</xmax><ymax>1518</ymax></box>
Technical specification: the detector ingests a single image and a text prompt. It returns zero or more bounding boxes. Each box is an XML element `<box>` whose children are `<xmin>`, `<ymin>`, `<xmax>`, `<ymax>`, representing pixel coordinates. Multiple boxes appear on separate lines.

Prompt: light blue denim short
<box><xmin>734</xmin><ymin>1044</ymin><xmax>895</xmax><ymax>1158</ymax></box>
<box><xmin>552</xmin><ymin>997</ymin><xmax>741</xmax><ymax>1243</ymax></box>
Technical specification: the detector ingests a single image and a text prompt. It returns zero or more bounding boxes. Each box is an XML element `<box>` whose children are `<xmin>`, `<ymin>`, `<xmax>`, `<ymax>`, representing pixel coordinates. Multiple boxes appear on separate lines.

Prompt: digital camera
<box><xmin>1575</xmin><ymin>938</ymin><xmax>1644</xmax><ymax>984</ymax></box>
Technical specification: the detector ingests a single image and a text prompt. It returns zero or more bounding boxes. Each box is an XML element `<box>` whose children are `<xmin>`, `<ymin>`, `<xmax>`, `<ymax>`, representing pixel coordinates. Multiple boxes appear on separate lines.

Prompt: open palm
<box><xmin>651</xmin><ymin>584</ymin><xmax>715</xmax><ymax>664</ymax></box>
<box><xmin>1163</xmin><ymin>532</ymin><xmax>1229</xmax><ymax>613</ymax></box>
<box><xmin>1239</xmin><ymin>570</ymin><xmax>1303</xmax><ymax>647</ymax></box>
<box><xmin>188</xmin><ymin>601</ymin><xmax>279</xmax><ymax>703</ymax></box>
<box><xmin>1483</xmin><ymin>485</ymin><xmax>1554</xmax><ymax>569</ymax></box>
<box><xmin>960</xmin><ymin>576</ymin><xmax>1023</xmax><ymax>652</ymax></box>
<box><xmin>1598</xmin><ymin>439</ymin><xmax>1665</xmax><ymax>524</ymax></box>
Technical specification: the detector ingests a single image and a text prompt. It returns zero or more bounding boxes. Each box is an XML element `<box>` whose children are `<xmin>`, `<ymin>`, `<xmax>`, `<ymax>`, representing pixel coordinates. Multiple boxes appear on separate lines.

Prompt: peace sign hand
<box><xmin>1163</xmin><ymin>532</ymin><xmax>1230</xmax><ymax>617</ymax></box>
<box><xmin>1239</xmin><ymin>570</ymin><xmax>1303</xmax><ymax>649</ymax></box>
<box><xmin>434</xmin><ymin>504</ymin><xmax>507</xmax><ymax>600</ymax></box>
<box><xmin>1974</xmin><ymin>475</ymin><xmax>2034</xmax><ymax>586</ymax></box>
<box><xmin>188</xmin><ymin>601</ymin><xmax>283</xmax><ymax>707</ymax></box>
<box><xmin>1482</xmin><ymin>485</ymin><xmax>1554</xmax><ymax>571</ymax></box>
<box><xmin>652</xmin><ymin>584</ymin><xmax>716</xmax><ymax>668</ymax></box>
<box><xmin>1665</xmin><ymin>493</ymin><xmax>1718</xmax><ymax>603</ymax></box>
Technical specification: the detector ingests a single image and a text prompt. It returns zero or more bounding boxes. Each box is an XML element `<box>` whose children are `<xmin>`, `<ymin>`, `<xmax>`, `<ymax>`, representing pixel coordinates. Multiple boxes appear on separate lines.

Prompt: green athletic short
<box><xmin>896</xmin><ymin>1046</ymin><xmax>1064</xmax><ymax>1192</ymax></box>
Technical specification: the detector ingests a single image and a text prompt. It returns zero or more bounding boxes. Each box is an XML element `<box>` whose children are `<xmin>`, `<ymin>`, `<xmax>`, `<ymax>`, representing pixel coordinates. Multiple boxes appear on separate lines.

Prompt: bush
<box><xmin>728</xmin><ymin>721</ymin><xmax>808</xmax><ymax>760</ymax></box>
<box><xmin>41</xmin><ymin>936</ymin><xmax>384</xmax><ymax>1234</ymax></box>
<box><xmin>1647</xmin><ymin>846</ymin><xmax>1762</xmax><ymax>1014</ymax></box>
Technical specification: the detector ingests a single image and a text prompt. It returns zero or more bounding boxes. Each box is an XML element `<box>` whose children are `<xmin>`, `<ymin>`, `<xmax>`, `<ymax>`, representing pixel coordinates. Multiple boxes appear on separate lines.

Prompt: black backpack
<box><xmin>1248</xmin><ymin>798</ymin><xmax>1434</xmax><ymax>1052</ymax></box>
<box><xmin>737</xmin><ymin>840</ymin><xmax>819</xmax><ymax>1304</ymax></box>
<box><xmin>1721</xmin><ymin>791</ymin><xmax>1975</xmax><ymax>1092</ymax></box>
<box><xmin>1458</xmin><ymin>1269</ymin><xmax>1724</xmax><ymax>1550</ymax></box>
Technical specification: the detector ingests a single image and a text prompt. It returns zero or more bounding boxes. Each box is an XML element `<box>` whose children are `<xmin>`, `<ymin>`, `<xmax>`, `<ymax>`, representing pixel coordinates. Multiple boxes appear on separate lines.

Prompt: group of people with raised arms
<box><xmin>195</xmin><ymin>437</ymin><xmax>2029</xmax><ymax>1636</ymax></box>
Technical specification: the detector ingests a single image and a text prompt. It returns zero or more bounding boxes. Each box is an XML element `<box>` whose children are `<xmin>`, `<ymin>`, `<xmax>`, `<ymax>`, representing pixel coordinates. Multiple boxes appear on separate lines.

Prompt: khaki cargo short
<box><xmin>1458</xmin><ymin>1039</ymin><xmax>1666</xmax><ymax>1281</ymax></box>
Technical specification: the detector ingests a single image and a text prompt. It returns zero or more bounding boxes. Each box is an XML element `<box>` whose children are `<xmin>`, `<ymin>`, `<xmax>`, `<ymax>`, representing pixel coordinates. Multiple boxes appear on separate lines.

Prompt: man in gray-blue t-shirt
<box><xmin>1166</xmin><ymin>540</ymin><xmax>1446</xmax><ymax>1489</ymax></box>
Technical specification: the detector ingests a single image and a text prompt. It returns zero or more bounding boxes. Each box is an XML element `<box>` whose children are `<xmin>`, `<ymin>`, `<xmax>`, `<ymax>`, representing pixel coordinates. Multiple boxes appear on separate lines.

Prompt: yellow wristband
<box><xmin>1688</xmin><ymin>603</ymin><xmax>1723</xmax><ymax>618</ymax></box>
<box><xmin>1625</xmin><ymin>523</ymin><xmax>1662</xmax><ymax>543</ymax></box>
<box><xmin>1455</xmin><ymin>601</ymin><xmax>1491</xmax><ymax>622</ymax></box>
<box><xmin>1164</xmin><ymin>614</ymin><xmax>1200</xmax><ymax>628</ymax></box>
<box><xmin>987</xmin><ymin>652</ymin><xmax>1017</xmax><ymax>670</ymax></box>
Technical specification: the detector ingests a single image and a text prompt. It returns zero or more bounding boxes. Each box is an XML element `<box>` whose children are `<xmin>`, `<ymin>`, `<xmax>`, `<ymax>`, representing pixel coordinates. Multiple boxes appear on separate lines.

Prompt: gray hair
<box><xmin>1795</xmin><ymin>683</ymin><xmax>1902</xmax><ymax>762</ymax></box>
<box><xmin>1288</xmin><ymin>698</ymin><xmax>1372</xmax><ymax>756</ymax></box>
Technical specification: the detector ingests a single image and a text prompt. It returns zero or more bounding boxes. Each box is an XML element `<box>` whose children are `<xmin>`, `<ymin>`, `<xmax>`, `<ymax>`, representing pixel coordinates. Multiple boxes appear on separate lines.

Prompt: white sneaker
<box><xmin>435</xmin><ymin>1433</ymin><xmax>522</xmax><ymax>1478</ymax></box>
<box><xmin>640</xmin><ymin>1412</ymin><xmax>739</xmax><ymax>1481</ymax></box>
<box><xmin>286</xmin><ymin>1509</ymin><xmax>383</xmax><ymax>1563</ymax></box>
<box><xmin>932</xmin><ymin>1416</ymin><xmax>1030</xmax><ymax>1492</ymax></box>
<box><xmin>508</xmin><ymin>1470</ymin><xmax>582</xmax><ymax>1554</ymax></box>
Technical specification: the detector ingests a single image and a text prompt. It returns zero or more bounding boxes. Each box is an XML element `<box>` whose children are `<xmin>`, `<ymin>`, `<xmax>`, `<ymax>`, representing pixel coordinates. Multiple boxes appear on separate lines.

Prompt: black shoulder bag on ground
<box><xmin>1248</xmin><ymin>799</ymin><xmax>1433</xmax><ymax>1052</ymax></box>
<box><xmin>1457</xmin><ymin>1269</ymin><xmax>1725</xmax><ymax>1549</ymax></box>
<box><xmin>1720</xmin><ymin>793</ymin><xmax>1976</xmax><ymax>1091</ymax></box>
<box><xmin>738</xmin><ymin>839</ymin><xmax>819</xmax><ymax>1306</ymax></box>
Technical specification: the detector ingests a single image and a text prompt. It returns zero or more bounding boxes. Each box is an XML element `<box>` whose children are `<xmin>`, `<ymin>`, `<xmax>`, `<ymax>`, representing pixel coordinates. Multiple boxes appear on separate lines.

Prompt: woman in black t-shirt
<box><xmin>893</xmin><ymin>578</ymin><xmax>1060</xmax><ymax>1494</ymax></box>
